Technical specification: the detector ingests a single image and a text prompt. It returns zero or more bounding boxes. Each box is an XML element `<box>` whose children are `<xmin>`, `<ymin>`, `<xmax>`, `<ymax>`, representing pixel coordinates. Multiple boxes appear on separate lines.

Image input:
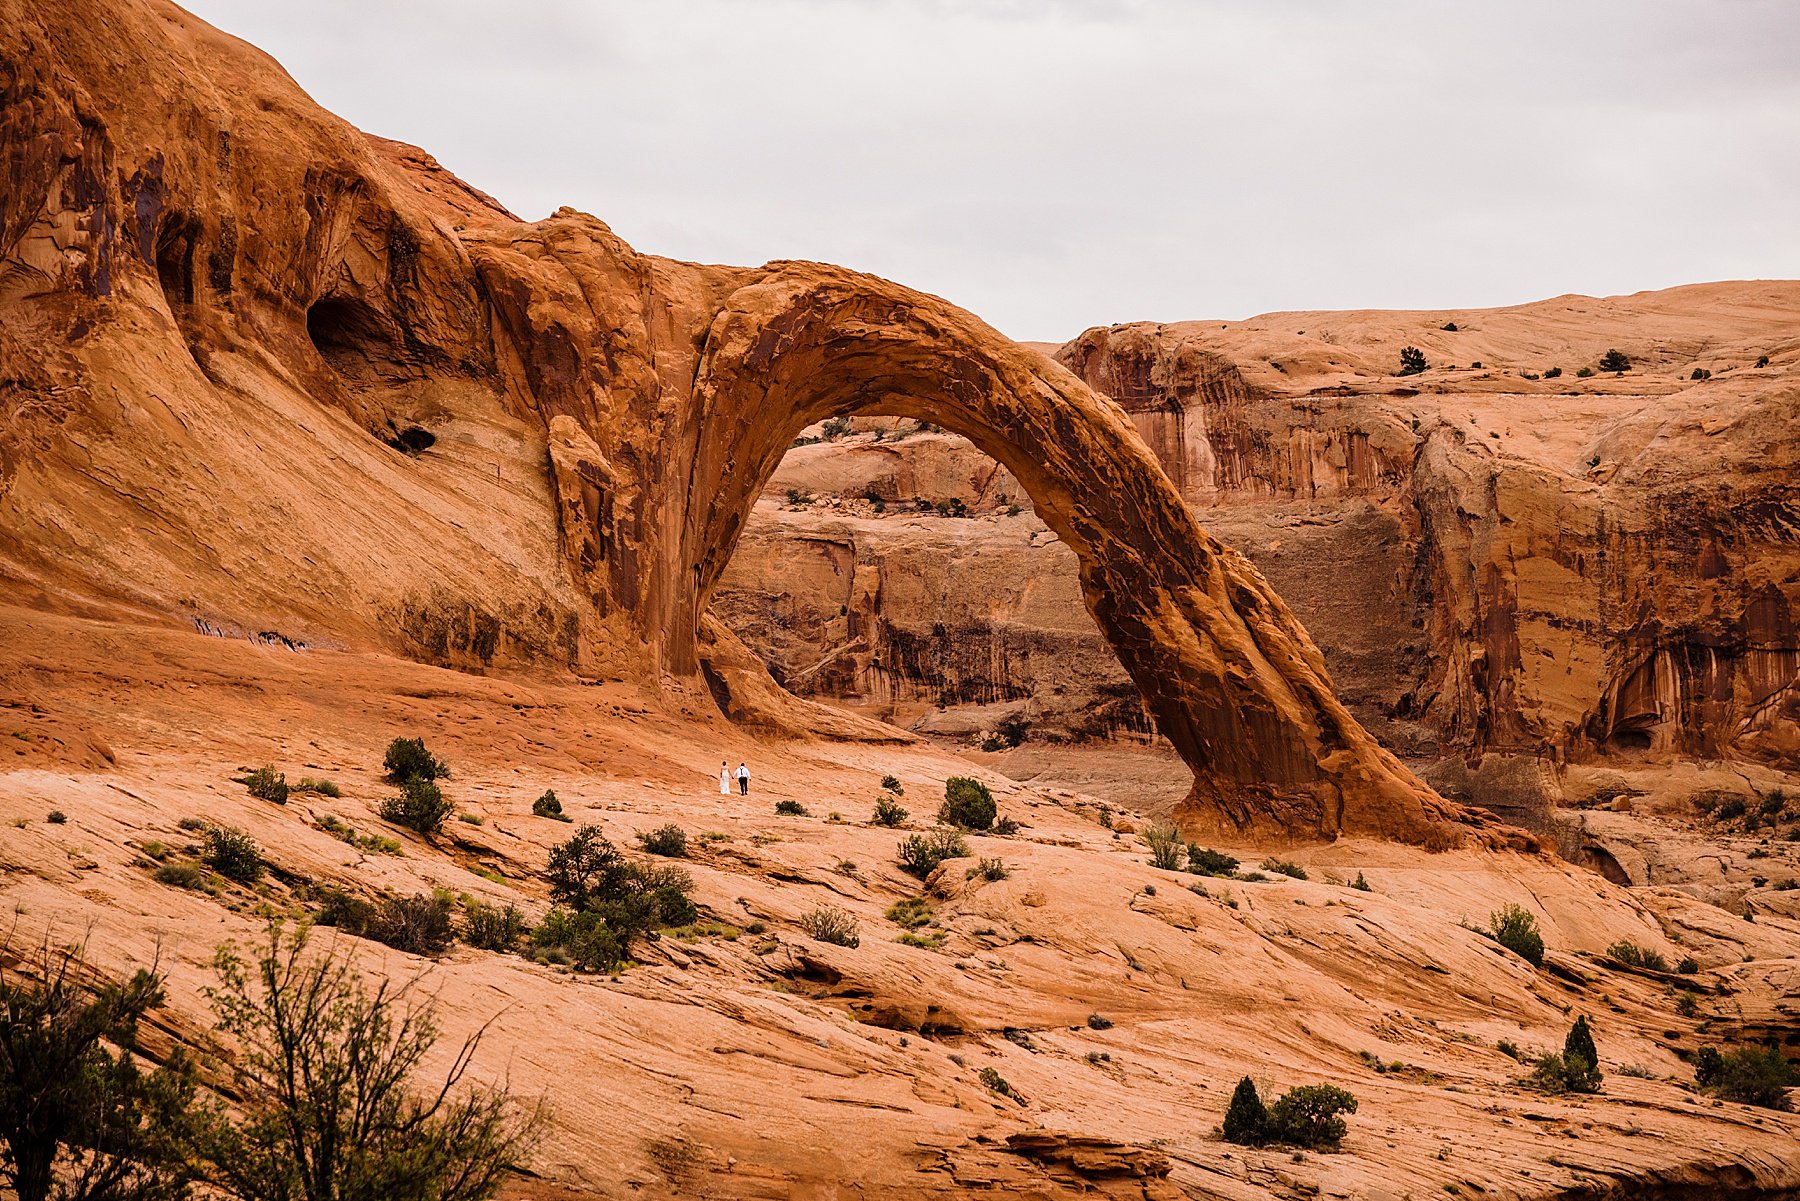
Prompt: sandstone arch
<box><xmin>677</xmin><ymin>264</ymin><xmax>1460</xmax><ymax>846</ymax></box>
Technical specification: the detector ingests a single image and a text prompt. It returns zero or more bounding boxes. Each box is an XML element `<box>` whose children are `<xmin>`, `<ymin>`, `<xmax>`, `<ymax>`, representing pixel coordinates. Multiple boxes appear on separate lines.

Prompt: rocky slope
<box><xmin>716</xmin><ymin>286</ymin><xmax>1800</xmax><ymax>826</ymax></box>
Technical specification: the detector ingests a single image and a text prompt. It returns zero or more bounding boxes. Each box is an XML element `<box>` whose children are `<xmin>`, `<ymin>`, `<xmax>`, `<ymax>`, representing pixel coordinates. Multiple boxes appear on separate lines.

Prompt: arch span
<box><xmin>679</xmin><ymin>264</ymin><xmax>1460</xmax><ymax>846</ymax></box>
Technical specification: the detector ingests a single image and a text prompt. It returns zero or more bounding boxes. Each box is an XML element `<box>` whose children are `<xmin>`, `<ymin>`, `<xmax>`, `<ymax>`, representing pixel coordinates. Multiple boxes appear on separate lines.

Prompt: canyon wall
<box><xmin>715</xmin><ymin>291</ymin><xmax>1800</xmax><ymax>822</ymax></box>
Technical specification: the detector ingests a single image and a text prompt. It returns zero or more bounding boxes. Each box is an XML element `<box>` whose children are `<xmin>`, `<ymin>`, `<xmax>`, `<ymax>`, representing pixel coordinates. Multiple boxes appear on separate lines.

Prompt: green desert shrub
<box><xmin>463</xmin><ymin>900</ymin><xmax>528</xmax><ymax>951</ymax></box>
<box><xmin>1262</xmin><ymin>858</ymin><xmax>1308</xmax><ymax>881</ymax></box>
<box><xmin>1142</xmin><ymin>820</ymin><xmax>1183</xmax><ymax>870</ymax></box>
<box><xmin>240</xmin><ymin>765</ymin><xmax>289</xmax><ymax>804</ymax></box>
<box><xmin>1349</xmin><ymin>871</ymin><xmax>1372</xmax><ymax>892</ymax></box>
<box><xmin>879</xmin><ymin>774</ymin><xmax>904</xmax><ymax>795</ymax></box>
<box><xmin>1695</xmin><ymin>1045</ymin><xmax>1796</xmax><ymax>1110</ymax></box>
<box><xmin>1186</xmin><ymin>846</ymin><xmax>1239</xmax><ymax>877</ymax></box>
<box><xmin>1605</xmin><ymin>940</ymin><xmax>1669</xmax><ymax>972</ymax></box>
<box><xmin>979</xmin><ymin>1067</ymin><xmax>1016</xmax><ymax>1098</ymax></box>
<box><xmin>542</xmin><ymin>826</ymin><xmax>697</xmax><ymax>961</ymax></box>
<box><xmin>636</xmin><ymin>824</ymin><xmax>688</xmax><ymax>857</ymax></box>
<box><xmin>531</xmin><ymin>790</ymin><xmax>569</xmax><ymax>820</ymax></box>
<box><xmin>938</xmin><ymin>777</ymin><xmax>995</xmax><ymax>831</ymax></box>
<box><xmin>1598</xmin><ymin>348</ymin><xmax>1631</xmax><ymax>373</ymax></box>
<box><xmin>313</xmin><ymin>887</ymin><xmax>374</xmax><ymax>934</ymax></box>
<box><xmin>1222</xmin><ymin>1075</ymin><xmax>1269</xmax><ymax>1145</ymax></box>
<box><xmin>871</xmin><ymin>794</ymin><xmax>909</xmax><ymax>827</ymax></box>
<box><xmin>1487</xmin><ymin>903</ymin><xmax>1546</xmax><ymax>967</ymax></box>
<box><xmin>798</xmin><ymin>906</ymin><xmax>860</xmax><ymax>948</ymax></box>
<box><xmin>897</xmin><ymin>829</ymin><xmax>970</xmax><ymax>879</ymax></box>
<box><xmin>967</xmin><ymin>857</ymin><xmax>1009</xmax><ymax>882</ymax></box>
<box><xmin>154</xmin><ymin>860</ymin><xmax>210</xmax><ymax>890</ymax></box>
<box><xmin>203</xmin><ymin>824</ymin><xmax>265</xmax><ymax>884</ymax></box>
<box><xmin>1575</xmin><ymin>365</ymin><xmax>1596</xmax><ymax>378</ymax></box>
<box><xmin>293</xmin><ymin>776</ymin><xmax>340</xmax><ymax>797</ymax></box>
<box><xmin>383</xmin><ymin>736</ymin><xmax>449</xmax><ymax>784</ymax></box>
<box><xmin>1528</xmin><ymin>1016</ymin><xmax>1602</xmax><ymax>1094</ymax></box>
<box><xmin>380</xmin><ymin>777</ymin><xmax>455</xmax><ymax>837</ymax></box>
<box><xmin>887</xmin><ymin>897</ymin><xmax>933</xmax><ymax>928</ymax></box>
<box><xmin>1267</xmin><ymin>1084</ymin><xmax>1359</xmax><ymax>1149</ymax></box>
<box><xmin>1398</xmin><ymin>345</ymin><xmax>1427</xmax><ymax>376</ymax></box>
<box><xmin>774</xmin><ymin>799</ymin><xmax>809</xmax><ymax>817</ymax></box>
<box><xmin>1676</xmin><ymin>955</ymin><xmax>1700</xmax><ymax>974</ymax></box>
<box><xmin>365</xmin><ymin>893</ymin><xmax>455</xmax><ymax>956</ymax></box>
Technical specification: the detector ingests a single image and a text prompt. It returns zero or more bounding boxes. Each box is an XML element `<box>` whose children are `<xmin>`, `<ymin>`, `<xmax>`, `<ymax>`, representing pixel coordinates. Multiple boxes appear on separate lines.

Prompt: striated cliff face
<box><xmin>0</xmin><ymin>0</ymin><xmax>1478</xmax><ymax>843</ymax></box>
<box><xmin>719</xmin><ymin>289</ymin><xmax>1800</xmax><ymax>823</ymax></box>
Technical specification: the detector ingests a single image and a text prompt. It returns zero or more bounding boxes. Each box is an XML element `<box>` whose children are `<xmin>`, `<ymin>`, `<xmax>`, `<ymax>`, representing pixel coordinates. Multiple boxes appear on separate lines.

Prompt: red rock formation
<box><xmin>0</xmin><ymin>0</ymin><xmax>1465</xmax><ymax>844</ymax></box>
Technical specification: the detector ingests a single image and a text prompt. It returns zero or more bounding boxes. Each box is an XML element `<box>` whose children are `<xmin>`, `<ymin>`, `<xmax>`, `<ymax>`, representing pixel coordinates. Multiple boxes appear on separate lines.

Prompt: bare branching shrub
<box><xmin>798</xmin><ymin>906</ymin><xmax>860</xmax><ymax>948</ymax></box>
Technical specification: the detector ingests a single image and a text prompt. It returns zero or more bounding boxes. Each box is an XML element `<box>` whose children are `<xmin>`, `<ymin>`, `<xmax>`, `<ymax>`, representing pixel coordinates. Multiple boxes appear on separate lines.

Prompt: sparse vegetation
<box><xmin>532</xmin><ymin>790</ymin><xmax>569</xmax><ymax>820</ymax></box>
<box><xmin>192</xmin><ymin>923</ymin><xmax>540</xmax><ymax>1200</ymax></box>
<box><xmin>1486</xmin><ymin>903</ymin><xmax>1546</xmax><ymax>967</ymax></box>
<box><xmin>313</xmin><ymin>887</ymin><xmax>374</xmax><ymax>933</ymax></box>
<box><xmin>798</xmin><ymin>906</ymin><xmax>860</xmax><ymax>948</ymax></box>
<box><xmin>293</xmin><ymin>776</ymin><xmax>341</xmax><ymax>797</ymax></box>
<box><xmin>1186</xmin><ymin>846</ymin><xmax>1239</xmax><ymax>877</ymax></box>
<box><xmin>1691</xmin><ymin>367</ymin><xmax>1712</xmax><ymax>380</ymax></box>
<box><xmin>365</xmin><ymin>892</ymin><xmax>456</xmax><ymax>956</ymax></box>
<box><xmin>978</xmin><ymin>1067</ymin><xmax>1016</xmax><ymax>1099</ymax></box>
<box><xmin>1694</xmin><ymin>1044</ymin><xmax>1796</xmax><ymax>1110</ymax></box>
<box><xmin>1598</xmin><ymin>348</ymin><xmax>1631</xmax><ymax>373</ymax></box>
<box><xmin>1527</xmin><ymin>1016</ymin><xmax>1602</xmax><ymax>1094</ymax></box>
<box><xmin>380</xmin><ymin>777</ymin><xmax>455</xmax><ymax>838</ymax></box>
<box><xmin>938</xmin><ymin>777</ymin><xmax>996</xmax><ymax>831</ymax></box>
<box><xmin>240</xmin><ymin>765</ymin><xmax>289</xmax><ymax>804</ymax></box>
<box><xmin>872</xmin><ymin>794</ymin><xmax>909</xmax><ymax>827</ymax></box>
<box><xmin>44</xmin><ymin>810</ymin><xmax>66</xmax><ymax>825</ymax></box>
<box><xmin>1142</xmin><ymin>820</ymin><xmax>1183</xmax><ymax>870</ymax></box>
<box><xmin>1262</xmin><ymin>858</ymin><xmax>1308</xmax><ymax>881</ymax></box>
<box><xmin>541</xmin><ymin>825</ymin><xmax>699</xmax><ymax>967</ymax></box>
<box><xmin>463</xmin><ymin>900</ymin><xmax>527</xmax><ymax>951</ymax></box>
<box><xmin>992</xmin><ymin>815</ymin><xmax>1021</xmax><ymax>836</ymax></box>
<box><xmin>203</xmin><ymin>823</ymin><xmax>265</xmax><ymax>884</ymax></box>
<box><xmin>1349</xmin><ymin>871</ymin><xmax>1371</xmax><ymax>892</ymax></box>
<box><xmin>1676</xmin><ymin>955</ymin><xmax>1700</xmax><ymax>975</ymax></box>
<box><xmin>1576</xmin><ymin>366</ymin><xmax>1595</xmax><ymax>378</ymax></box>
<box><xmin>897</xmin><ymin>829</ymin><xmax>970</xmax><ymax>879</ymax></box>
<box><xmin>0</xmin><ymin>937</ymin><xmax>198</xmax><ymax>1201</ymax></box>
<box><xmin>383</xmin><ymin>735</ymin><xmax>450</xmax><ymax>784</ymax></box>
<box><xmin>967</xmin><ymin>857</ymin><xmax>1009</xmax><ymax>882</ymax></box>
<box><xmin>880</xmin><ymin>774</ymin><xmax>903</xmax><ymax>795</ymax></box>
<box><xmin>1605</xmin><ymin>940</ymin><xmax>1669</xmax><ymax>972</ymax></box>
<box><xmin>154</xmin><ymin>860</ymin><xmax>210</xmax><ymax>890</ymax></box>
<box><xmin>1544</xmin><ymin>366</ymin><xmax>1562</xmax><ymax>379</ymax></box>
<box><xmin>887</xmin><ymin>897</ymin><xmax>933</xmax><ymax>929</ymax></box>
<box><xmin>637</xmin><ymin>824</ymin><xmax>688</xmax><ymax>857</ymax></box>
<box><xmin>774</xmin><ymin>799</ymin><xmax>809</xmax><ymax>817</ymax></box>
<box><xmin>1398</xmin><ymin>346</ymin><xmax>1428</xmax><ymax>376</ymax></box>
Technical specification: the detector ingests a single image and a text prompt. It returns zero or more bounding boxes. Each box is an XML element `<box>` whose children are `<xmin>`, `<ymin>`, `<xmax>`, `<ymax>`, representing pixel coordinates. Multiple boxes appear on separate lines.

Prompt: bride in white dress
<box><xmin>719</xmin><ymin>761</ymin><xmax>731</xmax><ymax>795</ymax></box>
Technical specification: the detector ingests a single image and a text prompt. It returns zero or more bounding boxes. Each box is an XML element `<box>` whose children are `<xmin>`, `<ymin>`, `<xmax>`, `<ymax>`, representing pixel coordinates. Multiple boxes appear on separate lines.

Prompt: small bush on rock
<box><xmin>203</xmin><ymin>824</ymin><xmax>264</xmax><ymax>884</ymax></box>
<box><xmin>240</xmin><ymin>765</ymin><xmax>289</xmax><ymax>804</ymax></box>
<box><xmin>1186</xmin><ymin>846</ymin><xmax>1239</xmax><ymax>877</ymax></box>
<box><xmin>463</xmin><ymin>900</ymin><xmax>527</xmax><ymax>951</ymax></box>
<box><xmin>1267</xmin><ymin>1084</ymin><xmax>1359</xmax><ymax>1149</ymax></box>
<box><xmin>872</xmin><ymin>794</ymin><xmax>909</xmax><ymax>827</ymax></box>
<box><xmin>383</xmin><ymin>736</ymin><xmax>449</xmax><ymax>783</ymax></box>
<box><xmin>380</xmin><ymin>777</ymin><xmax>454</xmax><ymax>838</ymax></box>
<box><xmin>314</xmin><ymin>887</ymin><xmax>373</xmax><ymax>934</ymax></box>
<box><xmin>532</xmin><ymin>790</ymin><xmax>567</xmax><ymax>820</ymax></box>
<box><xmin>798</xmin><ymin>906</ymin><xmax>860</xmax><ymax>948</ymax></box>
<box><xmin>1262</xmin><ymin>858</ymin><xmax>1308</xmax><ymax>881</ymax></box>
<box><xmin>1695</xmin><ymin>1045</ymin><xmax>1796</xmax><ymax>1109</ymax></box>
<box><xmin>1528</xmin><ymin>1016</ymin><xmax>1602</xmax><ymax>1094</ymax></box>
<box><xmin>967</xmin><ymin>857</ymin><xmax>1009</xmax><ymax>882</ymax></box>
<box><xmin>774</xmin><ymin>799</ymin><xmax>809</xmax><ymax>817</ymax></box>
<box><xmin>897</xmin><ymin>829</ymin><xmax>970</xmax><ymax>879</ymax></box>
<box><xmin>1487</xmin><ymin>903</ymin><xmax>1545</xmax><ymax>967</ymax></box>
<box><xmin>1142</xmin><ymin>821</ymin><xmax>1183</xmax><ymax>870</ymax></box>
<box><xmin>365</xmin><ymin>892</ymin><xmax>455</xmax><ymax>955</ymax></box>
<box><xmin>637</xmin><ymin>824</ymin><xmax>688</xmax><ymax>857</ymax></box>
<box><xmin>938</xmin><ymin>777</ymin><xmax>996</xmax><ymax>831</ymax></box>
<box><xmin>1605</xmin><ymin>940</ymin><xmax>1669</xmax><ymax>972</ymax></box>
<box><xmin>1599</xmin><ymin>348</ymin><xmax>1631</xmax><ymax>373</ymax></box>
<box><xmin>1398</xmin><ymin>346</ymin><xmax>1428</xmax><ymax>376</ymax></box>
<box><xmin>880</xmin><ymin>774</ymin><xmax>904</xmax><ymax>795</ymax></box>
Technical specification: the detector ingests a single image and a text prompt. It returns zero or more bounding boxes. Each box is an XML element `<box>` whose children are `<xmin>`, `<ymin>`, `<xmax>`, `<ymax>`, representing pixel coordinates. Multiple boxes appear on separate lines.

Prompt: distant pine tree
<box><xmin>1223</xmin><ymin>1076</ymin><xmax>1269</xmax><ymax>1145</ymax></box>
<box><xmin>1398</xmin><ymin>345</ymin><xmax>1428</xmax><ymax>376</ymax></box>
<box><xmin>1598</xmin><ymin>349</ymin><xmax>1631</xmax><ymax>373</ymax></box>
<box><xmin>1565</xmin><ymin>1015</ymin><xmax>1598</xmax><ymax>1069</ymax></box>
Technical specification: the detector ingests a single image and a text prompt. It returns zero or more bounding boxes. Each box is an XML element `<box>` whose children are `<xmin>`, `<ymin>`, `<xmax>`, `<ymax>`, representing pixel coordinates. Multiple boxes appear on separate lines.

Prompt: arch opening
<box><xmin>710</xmin><ymin>415</ymin><xmax>1188</xmax><ymax>804</ymax></box>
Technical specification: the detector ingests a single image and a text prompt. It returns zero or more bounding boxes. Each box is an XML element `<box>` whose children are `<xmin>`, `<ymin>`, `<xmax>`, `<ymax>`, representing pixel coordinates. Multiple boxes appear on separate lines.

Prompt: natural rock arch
<box><xmin>675</xmin><ymin>264</ymin><xmax>1461</xmax><ymax>846</ymax></box>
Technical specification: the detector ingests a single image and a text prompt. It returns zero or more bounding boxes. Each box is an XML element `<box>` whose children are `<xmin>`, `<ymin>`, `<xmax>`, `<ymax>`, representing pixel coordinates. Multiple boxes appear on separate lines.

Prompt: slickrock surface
<box><xmin>0</xmin><ymin>0</ymin><xmax>1474</xmax><ymax>844</ymax></box>
<box><xmin>3</xmin><ymin>605</ymin><xmax>1798</xmax><ymax>1199</ymax></box>
<box><xmin>719</xmin><ymin>285</ymin><xmax>1800</xmax><ymax>826</ymax></box>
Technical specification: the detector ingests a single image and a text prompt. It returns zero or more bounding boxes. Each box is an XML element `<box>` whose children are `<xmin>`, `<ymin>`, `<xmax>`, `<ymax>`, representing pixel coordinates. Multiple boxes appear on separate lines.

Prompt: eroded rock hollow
<box><xmin>0</xmin><ymin>0</ymin><xmax>1460</xmax><ymax>844</ymax></box>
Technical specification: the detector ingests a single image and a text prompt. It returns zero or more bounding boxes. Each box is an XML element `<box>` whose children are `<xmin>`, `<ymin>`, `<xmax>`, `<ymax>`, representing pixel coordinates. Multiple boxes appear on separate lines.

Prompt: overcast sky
<box><xmin>183</xmin><ymin>0</ymin><xmax>1799</xmax><ymax>342</ymax></box>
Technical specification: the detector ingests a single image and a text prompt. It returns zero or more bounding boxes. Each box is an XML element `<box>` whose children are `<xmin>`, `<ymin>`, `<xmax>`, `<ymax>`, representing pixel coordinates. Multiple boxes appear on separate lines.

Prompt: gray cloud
<box><xmin>181</xmin><ymin>0</ymin><xmax>1800</xmax><ymax>340</ymax></box>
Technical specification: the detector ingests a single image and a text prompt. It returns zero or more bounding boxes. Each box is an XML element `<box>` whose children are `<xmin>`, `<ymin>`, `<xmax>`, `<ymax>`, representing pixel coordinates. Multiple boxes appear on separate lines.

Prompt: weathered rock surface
<box><xmin>720</xmin><ymin>287</ymin><xmax>1800</xmax><ymax>826</ymax></box>
<box><xmin>0</xmin><ymin>0</ymin><xmax>1473</xmax><ymax>845</ymax></box>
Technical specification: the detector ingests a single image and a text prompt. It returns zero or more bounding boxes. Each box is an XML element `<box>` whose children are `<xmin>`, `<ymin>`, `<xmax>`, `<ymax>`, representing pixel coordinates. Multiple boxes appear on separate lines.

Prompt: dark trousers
<box><xmin>738</xmin><ymin>777</ymin><xmax>749</xmax><ymax>795</ymax></box>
